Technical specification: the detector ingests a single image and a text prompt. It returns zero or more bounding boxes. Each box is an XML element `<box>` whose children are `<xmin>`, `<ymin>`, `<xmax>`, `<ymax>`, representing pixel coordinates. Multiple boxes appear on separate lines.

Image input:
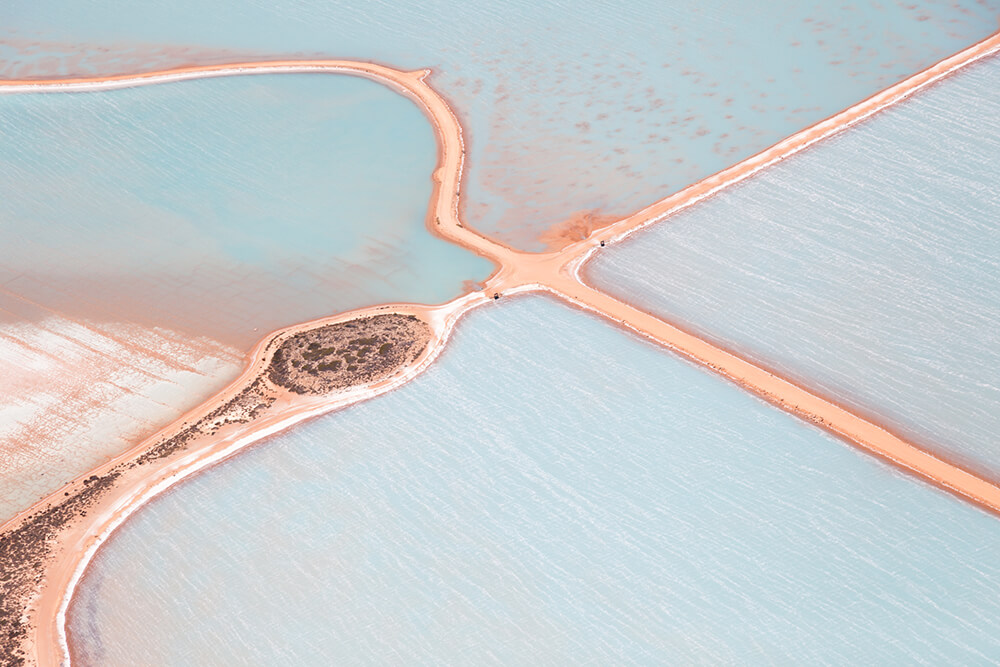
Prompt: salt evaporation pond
<box><xmin>70</xmin><ymin>297</ymin><xmax>1000</xmax><ymax>665</ymax></box>
<box><xmin>1</xmin><ymin>74</ymin><xmax>491</xmax><ymax>347</ymax></box>
<box><xmin>0</xmin><ymin>73</ymin><xmax>490</xmax><ymax>519</ymax></box>
<box><xmin>589</xmin><ymin>56</ymin><xmax>1000</xmax><ymax>479</ymax></box>
<box><xmin>5</xmin><ymin>0</ymin><xmax>998</xmax><ymax>248</ymax></box>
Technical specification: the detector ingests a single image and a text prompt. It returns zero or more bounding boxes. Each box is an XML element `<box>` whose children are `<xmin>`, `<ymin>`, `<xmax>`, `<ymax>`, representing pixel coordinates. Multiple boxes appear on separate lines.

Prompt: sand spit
<box><xmin>0</xmin><ymin>296</ymin><xmax>481</xmax><ymax>667</ymax></box>
<box><xmin>2</xmin><ymin>27</ymin><xmax>1000</xmax><ymax>666</ymax></box>
<box><xmin>0</xmin><ymin>313</ymin><xmax>243</xmax><ymax>522</ymax></box>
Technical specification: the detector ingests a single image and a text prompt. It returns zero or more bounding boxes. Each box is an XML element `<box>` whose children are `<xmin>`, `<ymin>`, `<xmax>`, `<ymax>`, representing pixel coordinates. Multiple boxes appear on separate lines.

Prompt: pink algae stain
<box><xmin>460</xmin><ymin>278</ymin><xmax>486</xmax><ymax>294</ymax></box>
<box><xmin>536</xmin><ymin>209</ymin><xmax>620</xmax><ymax>251</ymax></box>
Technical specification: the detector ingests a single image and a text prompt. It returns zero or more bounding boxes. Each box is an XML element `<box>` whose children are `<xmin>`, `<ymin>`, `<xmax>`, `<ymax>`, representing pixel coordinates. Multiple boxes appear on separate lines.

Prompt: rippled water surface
<box><xmin>1</xmin><ymin>74</ymin><xmax>491</xmax><ymax>346</ymax></box>
<box><xmin>0</xmin><ymin>74</ymin><xmax>490</xmax><ymax>518</ymax></box>
<box><xmin>70</xmin><ymin>297</ymin><xmax>1000</xmax><ymax>665</ymax></box>
<box><xmin>5</xmin><ymin>0</ymin><xmax>998</xmax><ymax>247</ymax></box>
<box><xmin>589</xmin><ymin>56</ymin><xmax>1000</xmax><ymax>479</ymax></box>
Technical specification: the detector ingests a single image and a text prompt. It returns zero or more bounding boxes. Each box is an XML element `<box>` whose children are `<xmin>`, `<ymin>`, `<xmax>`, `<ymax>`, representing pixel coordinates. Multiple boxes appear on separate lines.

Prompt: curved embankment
<box><xmin>3</xmin><ymin>294</ymin><xmax>486</xmax><ymax>667</ymax></box>
<box><xmin>0</xmin><ymin>58</ymin><xmax>518</xmax><ymax>667</ymax></box>
<box><xmin>0</xmin><ymin>60</ymin><xmax>514</xmax><ymax>270</ymax></box>
<box><xmin>2</xmin><ymin>28</ymin><xmax>1000</xmax><ymax>666</ymax></box>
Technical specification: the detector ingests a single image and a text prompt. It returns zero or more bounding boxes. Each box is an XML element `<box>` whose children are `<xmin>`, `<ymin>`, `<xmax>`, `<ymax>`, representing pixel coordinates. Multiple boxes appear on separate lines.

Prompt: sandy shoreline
<box><xmin>0</xmin><ymin>58</ymin><xmax>516</xmax><ymax>667</ymax></box>
<box><xmin>2</xmin><ymin>28</ymin><xmax>1000</xmax><ymax>666</ymax></box>
<box><xmin>34</xmin><ymin>295</ymin><xmax>486</xmax><ymax>667</ymax></box>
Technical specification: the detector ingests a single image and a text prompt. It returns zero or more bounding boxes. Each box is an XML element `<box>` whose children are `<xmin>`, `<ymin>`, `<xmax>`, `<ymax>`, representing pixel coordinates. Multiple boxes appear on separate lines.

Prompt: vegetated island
<box><xmin>0</xmin><ymin>312</ymin><xmax>431</xmax><ymax>667</ymax></box>
<box><xmin>268</xmin><ymin>314</ymin><xmax>428</xmax><ymax>394</ymax></box>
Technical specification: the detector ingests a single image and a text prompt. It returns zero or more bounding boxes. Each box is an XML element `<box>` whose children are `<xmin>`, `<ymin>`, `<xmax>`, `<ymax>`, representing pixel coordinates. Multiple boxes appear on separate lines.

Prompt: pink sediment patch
<box><xmin>536</xmin><ymin>209</ymin><xmax>619</xmax><ymax>251</ymax></box>
<box><xmin>0</xmin><ymin>311</ymin><xmax>242</xmax><ymax>522</ymax></box>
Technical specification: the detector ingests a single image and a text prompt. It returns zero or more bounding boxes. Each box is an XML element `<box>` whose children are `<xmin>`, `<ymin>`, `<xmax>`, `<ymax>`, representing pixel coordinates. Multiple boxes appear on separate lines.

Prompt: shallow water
<box><xmin>4</xmin><ymin>0</ymin><xmax>998</xmax><ymax>248</ymax></box>
<box><xmin>588</xmin><ymin>56</ymin><xmax>1000</xmax><ymax>479</ymax></box>
<box><xmin>0</xmin><ymin>73</ymin><xmax>490</xmax><ymax>518</ymax></box>
<box><xmin>70</xmin><ymin>296</ymin><xmax>1000</xmax><ymax>665</ymax></box>
<box><xmin>1</xmin><ymin>74</ymin><xmax>491</xmax><ymax>347</ymax></box>
<box><xmin>0</xmin><ymin>313</ymin><xmax>242</xmax><ymax>520</ymax></box>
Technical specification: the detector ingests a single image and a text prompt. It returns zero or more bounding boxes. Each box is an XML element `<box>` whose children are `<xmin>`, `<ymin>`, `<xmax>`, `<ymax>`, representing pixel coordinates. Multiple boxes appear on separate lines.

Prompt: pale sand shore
<box><xmin>3</xmin><ymin>28</ymin><xmax>1000</xmax><ymax>666</ymax></box>
<box><xmin>29</xmin><ymin>295</ymin><xmax>487</xmax><ymax>667</ymax></box>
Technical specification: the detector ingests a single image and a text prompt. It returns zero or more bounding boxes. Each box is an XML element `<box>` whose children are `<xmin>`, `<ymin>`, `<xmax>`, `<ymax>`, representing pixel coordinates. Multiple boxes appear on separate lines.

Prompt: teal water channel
<box><xmin>1</xmin><ymin>74</ymin><xmax>492</xmax><ymax>347</ymax></box>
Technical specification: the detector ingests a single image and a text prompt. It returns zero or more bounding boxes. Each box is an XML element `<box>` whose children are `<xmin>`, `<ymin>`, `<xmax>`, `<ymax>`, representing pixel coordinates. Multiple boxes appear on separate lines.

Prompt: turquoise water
<box><xmin>589</xmin><ymin>57</ymin><xmax>1000</xmax><ymax>479</ymax></box>
<box><xmin>70</xmin><ymin>297</ymin><xmax>1000</xmax><ymax>665</ymax></box>
<box><xmin>0</xmin><ymin>74</ymin><xmax>491</xmax><ymax>345</ymax></box>
<box><xmin>4</xmin><ymin>0</ymin><xmax>997</xmax><ymax>248</ymax></box>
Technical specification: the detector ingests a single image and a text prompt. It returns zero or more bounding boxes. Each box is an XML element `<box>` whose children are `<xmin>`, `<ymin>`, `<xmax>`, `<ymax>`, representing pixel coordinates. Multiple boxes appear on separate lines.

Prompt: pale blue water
<box><xmin>4</xmin><ymin>0</ymin><xmax>997</xmax><ymax>248</ymax></box>
<box><xmin>0</xmin><ymin>74</ymin><xmax>491</xmax><ymax>344</ymax></box>
<box><xmin>70</xmin><ymin>296</ymin><xmax>1000</xmax><ymax>665</ymax></box>
<box><xmin>589</xmin><ymin>57</ymin><xmax>1000</xmax><ymax>478</ymax></box>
